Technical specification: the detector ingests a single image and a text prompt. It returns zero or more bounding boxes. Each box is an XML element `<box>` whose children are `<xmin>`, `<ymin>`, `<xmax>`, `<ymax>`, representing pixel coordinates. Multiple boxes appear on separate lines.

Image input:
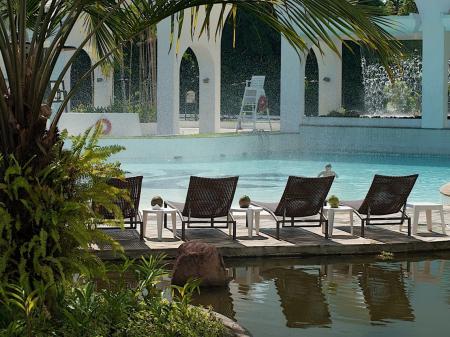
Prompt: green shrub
<box><xmin>0</xmin><ymin>125</ymin><xmax>125</xmax><ymax>294</ymax></box>
<box><xmin>72</xmin><ymin>98</ymin><xmax>157</xmax><ymax>123</ymax></box>
<box><xmin>0</xmin><ymin>256</ymin><xmax>228</xmax><ymax>337</ymax></box>
<box><xmin>116</xmin><ymin>303</ymin><xmax>226</xmax><ymax>337</ymax></box>
<box><xmin>383</xmin><ymin>80</ymin><xmax>420</xmax><ymax>115</ymax></box>
<box><xmin>0</xmin><ymin>125</ymin><xmax>227</xmax><ymax>337</ymax></box>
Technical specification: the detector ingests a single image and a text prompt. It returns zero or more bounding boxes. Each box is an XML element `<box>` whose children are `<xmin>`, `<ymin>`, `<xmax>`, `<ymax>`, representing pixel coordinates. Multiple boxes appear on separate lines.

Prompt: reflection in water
<box><xmin>357</xmin><ymin>264</ymin><xmax>414</xmax><ymax>323</ymax></box>
<box><xmin>194</xmin><ymin>254</ymin><xmax>450</xmax><ymax>337</ymax></box>
<box><xmin>233</xmin><ymin>266</ymin><xmax>264</xmax><ymax>297</ymax></box>
<box><xmin>261</xmin><ymin>267</ymin><xmax>331</xmax><ymax>328</ymax></box>
<box><xmin>191</xmin><ymin>286</ymin><xmax>235</xmax><ymax>320</ymax></box>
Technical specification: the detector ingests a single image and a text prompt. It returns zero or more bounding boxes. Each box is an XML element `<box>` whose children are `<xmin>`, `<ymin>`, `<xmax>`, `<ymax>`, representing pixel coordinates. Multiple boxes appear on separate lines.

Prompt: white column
<box><xmin>196</xmin><ymin>43</ymin><xmax>221</xmax><ymax>134</ymax></box>
<box><xmin>315</xmin><ymin>41</ymin><xmax>342</xmax><ymax>116</ymax></box>
<box><xmin>280</xmin><ymin>37</ymin><xmax>304</xmax><ymax>132</ymax></box>
<box><xmin>92</xmin><ymin>67</ymin><xmax>113</xmax><ymax>108</ymax></box>
<box><xmin>156</xmin><ymin>6</ymin><xmax>229</xmax><ymax>135</ymax></box>
<box><xmin>156</xmin><ymin>18</ymin><xmax>180</xmax><ymax>135</ymax></box>
<box><xmin>416</xmin><ymin>0</ymin><xmax>450</xmax><ymax>129</ymax></box>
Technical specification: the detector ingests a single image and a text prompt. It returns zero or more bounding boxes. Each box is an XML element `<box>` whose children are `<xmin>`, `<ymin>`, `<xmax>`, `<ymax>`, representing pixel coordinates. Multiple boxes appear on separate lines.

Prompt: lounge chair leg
<box><xmin>163</xmin><ymin>202</ymin><xmax>167</xmax><ymax>228</ymax></box>
<box><xmin>182</xmin><ymin>221</ymin><xmax>186</xmax><ymax>241</ymax></box>
<box><xmin>291</xmin><ymin>217</ymin><xmax>294</xmax><ymax>227</ymax></box>
<box><xmin>276</xmin><ymin>221</ymin><xmax>280</xmax><ymax>240</ymax></box>
<box><xmin>325</xmin><ymin>220</ymin><xmax>329</xmax><ymax>239</ymax></box>
<box><xmin>361</xmin><ymin>219</ymin><xmax>365</xmax><ymax>238</ymax></box>
<box><xmin>233</xmin><ymin>221</ymin><xmax>236</xmax><ymax>240</ymax></box>
<box><xmin>408</xmin><ymin>217</ymin><xmax>411</xmax><ymax>236</ymax></box>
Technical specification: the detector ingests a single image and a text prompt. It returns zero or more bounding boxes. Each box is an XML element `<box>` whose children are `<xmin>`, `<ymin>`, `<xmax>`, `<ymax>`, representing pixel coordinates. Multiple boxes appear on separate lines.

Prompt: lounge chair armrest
<box><xmin>164</xmin><ymin>201</ymin><xmax>185</xmax><ymax>221</ymax></box>
<box><xmin>165</xmin><ymin>201</ymin><xmax>176</xmax><ymax>209</ymax></box>
<box><xmin>250</xmin><ymin>201</ymin><xmax>278</xmax><ymax>221</ymax></box>
<box><xmin>228</xmin><ymin>211</ymin><xmax>236</xmax><ymax>222</ymax></box>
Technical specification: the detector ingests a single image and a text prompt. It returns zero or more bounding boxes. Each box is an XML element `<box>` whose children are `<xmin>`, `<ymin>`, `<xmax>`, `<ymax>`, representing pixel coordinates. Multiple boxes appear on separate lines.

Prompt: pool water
<box><xmin>192</xmin><ymin>253</ymin><xmax>450</xmax><ymax>337</ymax></box>
<box><xmin>121</xmin><ymin>152</ymin><xmax>450</xmax><ymax>205</ymax></box>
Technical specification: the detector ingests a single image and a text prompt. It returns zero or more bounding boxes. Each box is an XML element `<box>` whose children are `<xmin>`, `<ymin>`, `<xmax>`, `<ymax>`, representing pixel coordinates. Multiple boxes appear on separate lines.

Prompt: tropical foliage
<box><xmin>385</xmin><ymin>0</ymin><xmax>418</xmax><ymax>15</ymax></box>
<box><xmin>0</xmin><ymin>125</ymin><xmax>124</xmax><ymax>293</ymax></box>
<box><xmin>384</xmin><ymin>80</ymin><xmax>420</xmax><ymax>115</ymax></box>
<box><xmin>0</xmin><ymin>255</ymin><xmax>227</xmax><ymax>337</ymax></box>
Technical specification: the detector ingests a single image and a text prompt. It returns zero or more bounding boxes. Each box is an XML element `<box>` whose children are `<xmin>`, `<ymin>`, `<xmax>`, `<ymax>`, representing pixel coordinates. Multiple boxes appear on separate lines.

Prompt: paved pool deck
<box><xmin>96</xmin><ymin>206</ymin><xmax>450</xmax><ymax>260</ymax></box>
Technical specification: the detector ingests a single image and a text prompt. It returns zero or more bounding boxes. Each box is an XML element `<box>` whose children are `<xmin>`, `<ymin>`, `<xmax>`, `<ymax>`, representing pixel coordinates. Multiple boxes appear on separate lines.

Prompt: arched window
<box><xmin>70</xmin><ymin>49</ymin><xmax>93</xmax><ymax>109</ymax></box>
<box><xmin>179</xmin><ymin>48</ymin><xmax>199</xmax><ymax>120</ymax></box>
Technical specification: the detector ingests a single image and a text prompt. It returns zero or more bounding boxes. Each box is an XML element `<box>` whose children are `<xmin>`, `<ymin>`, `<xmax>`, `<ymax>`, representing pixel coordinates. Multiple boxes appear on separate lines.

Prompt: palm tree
<box><xmin>0</xmin><ymin>0</ymin><xmax>400</xmax><ymax>166</ymax></box>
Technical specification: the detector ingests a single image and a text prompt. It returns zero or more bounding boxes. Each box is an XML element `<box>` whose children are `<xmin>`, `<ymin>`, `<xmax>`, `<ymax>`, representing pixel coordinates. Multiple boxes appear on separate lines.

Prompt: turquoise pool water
<box><xmin>121</xmin><ymin>152</ymin><xmax>450</xmax><ymax>206</ymax></box>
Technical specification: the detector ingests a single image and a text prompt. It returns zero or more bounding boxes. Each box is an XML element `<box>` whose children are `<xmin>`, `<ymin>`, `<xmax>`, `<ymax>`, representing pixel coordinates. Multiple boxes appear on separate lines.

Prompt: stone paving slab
<box><xmin>96</xmin><ymin>206</ymin><xmax>450</xmax><ymax>260</ymax></box>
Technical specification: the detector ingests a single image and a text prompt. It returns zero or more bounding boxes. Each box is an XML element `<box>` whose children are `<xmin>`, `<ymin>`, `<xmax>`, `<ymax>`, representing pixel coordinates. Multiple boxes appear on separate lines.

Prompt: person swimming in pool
<box><xmin>318</xmin><ymin>164</ymin><xmax>338</xmax><ymax>178</ymax></box>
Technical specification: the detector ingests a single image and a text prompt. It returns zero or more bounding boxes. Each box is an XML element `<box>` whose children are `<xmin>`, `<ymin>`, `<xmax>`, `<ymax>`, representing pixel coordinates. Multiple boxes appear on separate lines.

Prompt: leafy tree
<box><xmin>385</xmin><ymin>0</ymin><xmax>419</xmax><ymax>15</ymax></box>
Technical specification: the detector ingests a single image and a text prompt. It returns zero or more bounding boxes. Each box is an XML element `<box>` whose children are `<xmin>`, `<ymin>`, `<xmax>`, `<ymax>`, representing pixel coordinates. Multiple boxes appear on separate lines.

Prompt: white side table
<box><xmin>406</xmin><ymin>202</ymin><xmax>446</xmax><ymax>235</ymax></box>
<box><xmin>142</xmin><ymin>207</ymin><xmax>178</xmax><ymax>241</ymax></box>
<box><xmin>323</xmin><ymin>205</ymin><xmax>354</xmax><ymax>237</ymax></box>
<box><xmin>230</xmin><ymin>206</ymin><xmax>263</xmax><ymax>238</ymax></box>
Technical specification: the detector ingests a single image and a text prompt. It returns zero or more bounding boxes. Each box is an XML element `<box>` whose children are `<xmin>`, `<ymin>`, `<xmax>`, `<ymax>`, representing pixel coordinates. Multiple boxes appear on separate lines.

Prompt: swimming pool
<box><xmin>120</xmin><ymin>151</ymin><xmax>450</xmax><ymax>205</ymax></box>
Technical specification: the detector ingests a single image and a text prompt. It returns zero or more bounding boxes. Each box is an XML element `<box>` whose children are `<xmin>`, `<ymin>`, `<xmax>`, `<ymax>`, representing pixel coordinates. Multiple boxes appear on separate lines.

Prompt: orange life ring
<box><xmin>258</xmin><ymin>96</ymin><xmax>268</xmax><ymax>112</ymax></box>
<box><xmin>96</xmin><ymin>118</ymin><xmax>112</xmax><ymax>135</ymax></box>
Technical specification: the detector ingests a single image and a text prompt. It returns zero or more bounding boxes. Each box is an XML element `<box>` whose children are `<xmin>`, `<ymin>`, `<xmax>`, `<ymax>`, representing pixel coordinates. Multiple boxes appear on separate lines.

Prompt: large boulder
<box><xmin>172</xmin><ymin>241</ymin><xmax>229</xmax><ymax>287</ymax></box>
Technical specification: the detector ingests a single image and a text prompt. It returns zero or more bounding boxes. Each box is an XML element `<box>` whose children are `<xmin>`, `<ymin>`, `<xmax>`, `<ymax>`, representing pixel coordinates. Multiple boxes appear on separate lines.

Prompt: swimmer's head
<box><xmin>325</xmin><ymin>164</ymin><xmax>332</xmax><ymax>170</ymax></box>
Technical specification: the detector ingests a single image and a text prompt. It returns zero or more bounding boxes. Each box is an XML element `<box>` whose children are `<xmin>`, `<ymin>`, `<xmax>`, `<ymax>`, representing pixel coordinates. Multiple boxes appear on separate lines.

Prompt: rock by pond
<box><xmin>172</xmin><ymin>241</ymin><xmax>229</xmax><ymax>287</ymax></box>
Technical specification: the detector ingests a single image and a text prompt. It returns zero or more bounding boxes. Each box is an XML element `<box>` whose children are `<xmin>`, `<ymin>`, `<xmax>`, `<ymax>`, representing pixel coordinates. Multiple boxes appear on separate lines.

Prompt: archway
<box><xmin>156</xmin><ymin>7</ymin><xmax>228</xmax><ymax>135</ymax></box>
<box><xmin>70</xmin><ymin>49</ymin><xmax>93</xmax><ymax>109</ymax></box>
<box><xmin>305</xmin><ymin>49</ymin><xmax>319</xmax><ymax>117</ymax></box>
<box><xmin>179</xmin><ymin>43</ymin><xmax>220</xmax><ymax>134</ymax></box>
<box><xmin>179</xmin><ymin>48</ymin><xmax>199</xmax><ymax>120</ymax></box>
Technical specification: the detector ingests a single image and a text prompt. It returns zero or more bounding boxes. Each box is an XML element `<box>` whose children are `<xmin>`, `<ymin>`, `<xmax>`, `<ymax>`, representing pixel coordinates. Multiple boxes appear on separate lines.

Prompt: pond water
<box><xmin>193</xmin><ymin>253</ymin><xmax>450</xmax><ymax>337</ymax></box>
<box><xmin>121</xmin><ymin>152</ymin><xmax>450</xmax><ymax>204</ymax></box>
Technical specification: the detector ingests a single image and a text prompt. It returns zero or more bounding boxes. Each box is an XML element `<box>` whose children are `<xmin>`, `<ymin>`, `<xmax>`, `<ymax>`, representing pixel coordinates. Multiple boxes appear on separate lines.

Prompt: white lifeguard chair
<box><xmin>236</xmin><ymin>75</ymin><xmax>272</xmax><ymax>132</ymax></box>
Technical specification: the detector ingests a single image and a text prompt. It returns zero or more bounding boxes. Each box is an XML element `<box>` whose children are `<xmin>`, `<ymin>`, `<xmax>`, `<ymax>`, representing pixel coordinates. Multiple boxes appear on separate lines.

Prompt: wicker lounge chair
<box><xmin>251</xmin><ymin>176</ymin><xmax>334</xmax><ymax>240</ymax></box>
<box><xmin>342</xmin><ymin>174</ymin><xmax>418</xmax><ymax>237</ymax></box>
<box><xmin>98</xmin><ymin>176</ymin><xmax>144</xmax><ymax>238</ymax></box>
<box><xmin>165</xmin><ymin>176</ymin><xmax>239</xmax><ymax>241</ymax></box>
